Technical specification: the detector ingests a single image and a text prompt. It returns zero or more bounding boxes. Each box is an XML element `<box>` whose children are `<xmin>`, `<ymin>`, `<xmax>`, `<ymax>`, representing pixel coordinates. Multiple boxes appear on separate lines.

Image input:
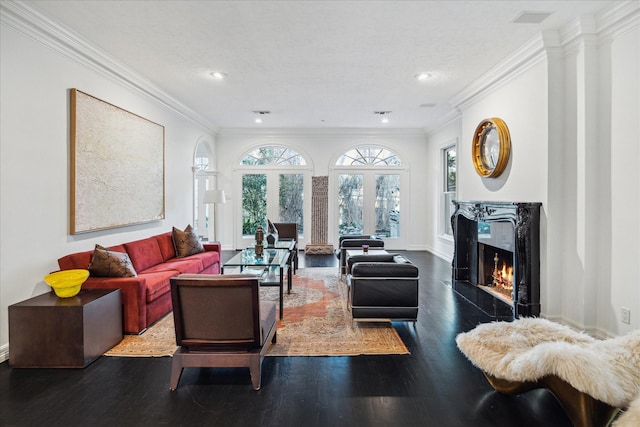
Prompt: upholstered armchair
<box><xmin>337</xmin><ymin>235</ymin><xmax>384</xmax><ymax>275</ymax></box>
<box><xmin>169</xmin><ymin>274</ymin><xmax>277</xmax><ymax>390</ymax></box>
<box><xmin>346</xmin><ymin>254</ymin><xmax>419</xmax><ymax>322</ymax></box>
<box><xmin>273</xmin><ymin>222</ymin><xmax>299</xmax><ymax>272</ymax></box>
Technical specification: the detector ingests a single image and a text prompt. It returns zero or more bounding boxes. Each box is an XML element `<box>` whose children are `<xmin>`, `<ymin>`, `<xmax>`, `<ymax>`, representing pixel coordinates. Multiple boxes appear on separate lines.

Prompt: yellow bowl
<box><xmin>44</xmin><ymin>269</ymin><xmax>90</xmax><ymax>298</ymax></box>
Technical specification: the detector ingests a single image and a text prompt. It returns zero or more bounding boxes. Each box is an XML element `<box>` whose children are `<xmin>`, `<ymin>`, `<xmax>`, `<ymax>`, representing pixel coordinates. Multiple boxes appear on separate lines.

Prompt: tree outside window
<box><xmin>443</xmin><ymin>145</ymin><xmax>456</xmax><ymax>236</ymax></box>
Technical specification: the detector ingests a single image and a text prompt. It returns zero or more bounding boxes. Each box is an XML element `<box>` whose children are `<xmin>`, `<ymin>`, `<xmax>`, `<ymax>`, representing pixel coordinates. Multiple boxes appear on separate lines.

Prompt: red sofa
<box><xmin>57</xmin><ymin>231</ymin><xmax>221</xmax><ymax>334</ymax></box>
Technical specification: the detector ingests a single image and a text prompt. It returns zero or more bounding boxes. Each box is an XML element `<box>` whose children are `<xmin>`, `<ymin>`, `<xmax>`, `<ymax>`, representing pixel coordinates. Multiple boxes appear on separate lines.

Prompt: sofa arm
<box><xmin>203</xmin><ymin>242</ymin><xmax>222</xmax><ymax>253</ymax></box>
<box><xmin>82</xmin><ymin>276</ymin><xmax>147</xmax><ymax>334</ymax></box>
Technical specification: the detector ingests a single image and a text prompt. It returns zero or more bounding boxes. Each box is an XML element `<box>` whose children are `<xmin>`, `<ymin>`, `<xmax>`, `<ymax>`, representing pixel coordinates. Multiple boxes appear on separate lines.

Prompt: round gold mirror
<box><xmin>472</xmin><ymin>117</ymin><xmax>511</xmax><ymax>177</ymax></box>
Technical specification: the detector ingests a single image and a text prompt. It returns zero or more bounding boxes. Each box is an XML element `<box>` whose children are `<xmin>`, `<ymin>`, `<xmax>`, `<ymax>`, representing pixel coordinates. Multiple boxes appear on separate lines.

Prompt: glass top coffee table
<box><xmin>222</xmin><ymin>247</ymin><xmax>291</xmax><ymax>319</ymax></box>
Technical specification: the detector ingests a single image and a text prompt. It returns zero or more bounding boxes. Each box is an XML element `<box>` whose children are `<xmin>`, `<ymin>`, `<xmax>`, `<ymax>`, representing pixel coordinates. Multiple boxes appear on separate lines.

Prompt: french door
<box><xmin>336</xmin><ymin>171</ymin><xmax>404</xmax><ymax>249</ymax></box>
<box><xmin>237</xmin><ymin>171</ymin><xmax>307</xmax><ymax>249</ymax></box>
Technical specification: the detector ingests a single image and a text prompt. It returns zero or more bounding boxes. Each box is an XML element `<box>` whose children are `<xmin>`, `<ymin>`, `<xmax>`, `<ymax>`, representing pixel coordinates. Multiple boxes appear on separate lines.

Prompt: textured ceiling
<box><xmin>27</xmin><ymin>0</ymin><xmax>616</xmax><ymax>130</ymax></box>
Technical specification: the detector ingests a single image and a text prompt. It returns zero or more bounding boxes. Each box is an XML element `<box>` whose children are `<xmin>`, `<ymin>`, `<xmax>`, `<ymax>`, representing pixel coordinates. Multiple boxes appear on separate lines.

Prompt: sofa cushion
<box><xmin>137</xmin><ymin>270</ymin><xmax>177</xmax><ymax>303</ymax></box>
<box><xmin>88</xmin><ymin>244</ymin><xmax>137</xmax><ymax>277</ymax></box>
<box><xmin>147</xmin><ymin>257</ymin><xmax>203</xmax><ymax>274</ymax></box>
<box><xmin>124</xmin><ymin>237</ymin><xmax>164</xmax><ymax>272</ymax></box>
<box><xmin>155</xmin><ymin>232</ymin><xmax>176</xmax><ymax>261</ymax></box>
<box><xmin>184</xmin><ymin>250</ymin><xmax>220</xmax><ymax>270</ymax></box>
<box><xmin>172</xmin><ymin>225</ymin><xmax>204</xmax><ymax>258</ymax></box>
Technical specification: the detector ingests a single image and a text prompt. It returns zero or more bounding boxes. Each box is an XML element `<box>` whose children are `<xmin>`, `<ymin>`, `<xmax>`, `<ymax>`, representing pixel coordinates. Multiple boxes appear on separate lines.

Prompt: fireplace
<box><xmin>451</xmin><ymin>201</ymin><xmax>541</xmax><ymax>319</ymax></box>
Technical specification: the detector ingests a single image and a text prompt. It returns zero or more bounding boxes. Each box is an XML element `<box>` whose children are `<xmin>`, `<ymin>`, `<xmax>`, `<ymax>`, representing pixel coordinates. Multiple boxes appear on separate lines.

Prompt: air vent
<box><xmin>373</xmin><ymin>111</ymin><xmax>392</xmax><ymax>115</ymax></box>
<box><xmin>420</xmin><ymin>103</ymin><xmax>436</xmax><ymax>108</ymax></box>
<box><xmin>252</xmin><ymin>110</ymin><xmax>271</xmax><ymax>115</ymax></box>
<box><xmin>512</xmin><ymin>11</ymin><xmax>553</xmax><ymax>24</ymax></box>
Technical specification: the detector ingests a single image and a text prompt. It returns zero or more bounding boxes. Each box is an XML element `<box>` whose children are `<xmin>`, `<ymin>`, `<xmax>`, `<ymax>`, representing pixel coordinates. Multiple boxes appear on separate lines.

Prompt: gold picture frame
<box><xmin>70</xmin><ymin>89</ymin><xmax>165</xmax><ymax>234</ymax></box>
<box><xmin>472</xmin><ymin>117</ymin><xmax>511</xmax><ymax>178</ymax></box>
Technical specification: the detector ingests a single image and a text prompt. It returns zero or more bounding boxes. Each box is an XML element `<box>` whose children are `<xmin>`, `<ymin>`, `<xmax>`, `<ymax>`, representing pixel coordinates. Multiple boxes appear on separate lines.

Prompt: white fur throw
<box><xmin>614</xmin><ymin>392</ymin><xmax>640</xmax><ymax>426</ymax></box>
<box><xmin>456</xmin><ymin>318</ymin><xmax>640</xmax><ymax>408</ymax></box>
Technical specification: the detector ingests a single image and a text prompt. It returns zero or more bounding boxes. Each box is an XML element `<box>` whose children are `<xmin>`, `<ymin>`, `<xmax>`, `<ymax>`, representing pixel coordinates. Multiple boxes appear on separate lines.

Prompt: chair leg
<box><xmin>249</xmin><ymin>355</ymin><xmax>262</xmax><ymax>390</ymax></box>
<box><xmin>169</xmin><ymin>354</ymin><xmax>184</xmax><ymax>391</ymax></box>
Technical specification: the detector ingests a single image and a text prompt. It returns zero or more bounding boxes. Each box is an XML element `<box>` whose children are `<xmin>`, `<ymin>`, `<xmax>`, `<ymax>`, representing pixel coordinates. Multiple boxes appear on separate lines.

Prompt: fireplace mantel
<box><xmin>452</xmin><ymin>201</ymin><xmax>541</xmax><ymax>318</ymax></box>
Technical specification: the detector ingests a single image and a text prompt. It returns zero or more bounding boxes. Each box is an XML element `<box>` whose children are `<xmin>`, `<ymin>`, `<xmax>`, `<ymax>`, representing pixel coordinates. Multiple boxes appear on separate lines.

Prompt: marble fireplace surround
<box><xmin>452</xmin><ymin>201</ymin><xmax>542</xmax><ymax>319</ymax></box>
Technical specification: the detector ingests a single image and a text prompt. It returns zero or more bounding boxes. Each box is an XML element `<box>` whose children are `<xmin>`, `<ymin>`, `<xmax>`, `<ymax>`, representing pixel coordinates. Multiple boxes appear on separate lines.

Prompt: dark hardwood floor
<box><xmin>0</xmin><ymin>251</ymin><xmax>573</xmax><ymax>427</ymax></box>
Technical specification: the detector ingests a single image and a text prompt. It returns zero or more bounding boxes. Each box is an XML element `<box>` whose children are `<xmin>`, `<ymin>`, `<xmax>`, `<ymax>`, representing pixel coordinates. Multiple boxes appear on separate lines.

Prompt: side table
<box><xmin>9</xmin><ymin>289</ymin><xmax>123</xmax><ymax>368</ymax></box>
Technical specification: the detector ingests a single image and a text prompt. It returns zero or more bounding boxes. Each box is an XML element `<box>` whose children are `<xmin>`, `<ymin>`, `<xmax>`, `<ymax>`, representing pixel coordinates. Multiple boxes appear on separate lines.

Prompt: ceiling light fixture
<box><xmin>415</xmin><ymin>73</ymin><xmax>432</xmax><ymax>81</ymax></box>
<box><xmin>253</xmin><ymin>110</ymin><xmax>270</xmax><ymax>124</ymax></box>
<box><xmin>374</xmin><ymin>111</ymin><xmax>391</xmax><ymax>124</ymax></box>
<box><xmin>210</xmin><ymin>71</ymin><xmax>227</xmax><ymax>79</ymax></box>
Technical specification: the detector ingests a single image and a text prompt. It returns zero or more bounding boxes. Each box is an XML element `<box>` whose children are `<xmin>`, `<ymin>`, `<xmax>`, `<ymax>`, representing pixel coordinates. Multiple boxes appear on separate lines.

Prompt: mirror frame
<box><xmin>471</xmin><ymin>117</ymin><xmax>511</xmax><ymax>178</ymax></box>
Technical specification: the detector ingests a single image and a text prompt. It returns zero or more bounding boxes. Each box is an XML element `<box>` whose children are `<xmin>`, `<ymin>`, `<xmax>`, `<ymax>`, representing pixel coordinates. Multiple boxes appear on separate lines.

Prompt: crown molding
<box><xmin>449</xmin><ymin>33</ymin><xmax>550</xmax><ymax>111</ymax></box>
<box><xmin>596</xmin><ymin>0</ymin><xmax>640</xmax><ymax>41</ymax></box>
<box><xmin>0</xmin><ymin>1</ymin><xmax>218</xmax><ymax>133</ymax></box>
<box><xmin>449</xmin><ymin>1</ymin><xmax>638</xmax><ymax>112</ymax></box>
<box><xmin>424</xmin><ymin>109</ymin><xmax>462</xmax><ymax>136</ymax></box>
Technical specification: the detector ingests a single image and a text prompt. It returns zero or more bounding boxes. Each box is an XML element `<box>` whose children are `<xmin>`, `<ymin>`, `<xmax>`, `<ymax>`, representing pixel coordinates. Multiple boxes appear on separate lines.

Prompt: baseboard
<box><xmin>542</xmin><ymin>314</ymin><xmax>614</xmax><ymax>339</ymax></box>
<box><xmin>0</xmin><ymin>343</ymin><xmax>8</xmax><ymax>363</ymax></box>
<box><xmin>424</xmin><ymin>245</ymin><xmax>453</xmax><ymax>263</ymax></box>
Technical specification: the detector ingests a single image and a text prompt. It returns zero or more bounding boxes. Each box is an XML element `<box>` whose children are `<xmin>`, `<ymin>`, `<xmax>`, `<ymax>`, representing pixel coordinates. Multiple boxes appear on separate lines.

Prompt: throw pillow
<box><xmin>88</xmin><ymin>244</ymin><xmax>137</xmax><ymax>277</ymax></box>
<box><xmin>172</xmin><ymin>225</ymin><xmax>204</xmax><ymax>258</ymax></box>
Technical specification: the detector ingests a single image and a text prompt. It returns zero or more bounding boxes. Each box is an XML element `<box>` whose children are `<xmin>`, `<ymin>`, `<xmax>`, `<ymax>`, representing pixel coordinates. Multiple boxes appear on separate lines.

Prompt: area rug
<box><xmin>104</xmin><ymin>267</ymin><xmax>409</xmax><ymax>357</ymax></box>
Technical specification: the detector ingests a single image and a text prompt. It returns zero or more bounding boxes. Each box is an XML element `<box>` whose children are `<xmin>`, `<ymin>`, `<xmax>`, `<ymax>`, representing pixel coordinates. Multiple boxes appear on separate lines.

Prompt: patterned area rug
<box><xmin>104</xmin><ymin>267</ymin><xmax>409</xmax><ymax>357</ymax></box>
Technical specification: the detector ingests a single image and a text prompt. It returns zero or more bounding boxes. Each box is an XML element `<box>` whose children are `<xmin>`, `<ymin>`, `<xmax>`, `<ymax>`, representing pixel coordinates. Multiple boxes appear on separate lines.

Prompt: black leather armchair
<box><xmin>336</xmin><ymin>235</ymin><xmax>384</xmax><ymax>275</ymax></box>
<box><xmin>346</xmin><ymin>254</ymin><xmax>419</xmax><ymax>322</ymax></box>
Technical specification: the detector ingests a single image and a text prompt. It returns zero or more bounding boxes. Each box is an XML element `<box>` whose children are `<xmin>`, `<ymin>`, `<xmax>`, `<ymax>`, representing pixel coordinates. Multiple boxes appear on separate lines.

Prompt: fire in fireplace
<box><xmin>452</xmin><ymin>201</ymin><xmax>541</xmax><ymax>319</ymax></box>
<box><xmin>478</xmin><ymin>243</ymin><xmax>514</xmax><ymax>301</ymax></box>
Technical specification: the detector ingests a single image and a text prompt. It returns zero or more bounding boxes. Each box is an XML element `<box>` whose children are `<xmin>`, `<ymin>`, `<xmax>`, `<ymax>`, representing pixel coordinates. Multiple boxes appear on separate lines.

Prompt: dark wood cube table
<box><xmin>9</xmin><ymin>289</ymin><xmax>123</xmax><ymax>368</ymax></box>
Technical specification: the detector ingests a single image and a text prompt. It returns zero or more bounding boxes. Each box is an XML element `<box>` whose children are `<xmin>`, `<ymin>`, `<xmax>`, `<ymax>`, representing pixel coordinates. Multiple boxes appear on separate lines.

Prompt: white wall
<box><xmin>424</xmin><ymin>117</ymin><xmax>461</xmax><ymax>261</ymax></box>
<box><xmin>427</xmin><ymin>7</ymin><xmax>640</xmax><ymax>336</ymax></box>
<box><xmin>605</xmin><ymin>25</ymin><xmax>640</xmax><ymax>336</ymax></box>
<box><xmin>0</xmin><ymin>21</ymin><xmax>215</xmax><ymax>359</ymax></box>
<box><xmin>215</xmin><ymin>129</ymin><xmax>429</xmax><ymax>251</ymax></box>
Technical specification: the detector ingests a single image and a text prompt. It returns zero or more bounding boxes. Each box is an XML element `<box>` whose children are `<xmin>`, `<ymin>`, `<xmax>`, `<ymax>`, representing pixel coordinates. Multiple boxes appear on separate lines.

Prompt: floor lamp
<box><xmin>203</xmin><ymin>190</ymin><xmax>226</xmax><ymax>242</ymax></box>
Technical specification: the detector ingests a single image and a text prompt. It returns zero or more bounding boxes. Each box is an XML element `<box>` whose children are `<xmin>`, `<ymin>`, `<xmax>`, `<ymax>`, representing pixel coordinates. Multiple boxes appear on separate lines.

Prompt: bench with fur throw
<box><xmin>456</xmin><ymin>318</ymin><xmax>640</xmax><ymax>427</ymax></box>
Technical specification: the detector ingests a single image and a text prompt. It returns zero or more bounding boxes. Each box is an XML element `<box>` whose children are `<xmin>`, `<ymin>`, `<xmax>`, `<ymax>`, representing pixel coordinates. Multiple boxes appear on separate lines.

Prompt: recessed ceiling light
<box><xmin>210</xmin><ymin>71</ymin><xmax>227</xmax><ymax>79</ymax></box>
<box><xmin>381</xmin><ymin>118</ymin><xmax>389</xmax><ymax>124</ymax></box>
<box><xmin>255</xmin><ymin>118</ymin><xmax>262</xmax><ymax>124</ymax></box>
<box><xmin>415</xmin><ymin>73</ymin><xmax>432</xmax><ymax>81</ymax></box>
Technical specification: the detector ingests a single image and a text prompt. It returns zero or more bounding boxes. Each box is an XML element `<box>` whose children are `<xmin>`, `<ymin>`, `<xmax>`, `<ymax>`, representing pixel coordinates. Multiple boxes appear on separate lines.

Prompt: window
<box><xmin>335</xmin><ymin>145</ymin><xmax>404</xmax><ymax>244</ymax></box>
<box><xmin>336</xmin><ymin>146</ymin><xmax>401</xmax><ymax>166</ymax></box>
<box><xmin>241</xmin><ymin>146</ymin><xmax>306</xmax><ymax>166</ymax></box>
<box><xmin>237</xmin><ymin>145</ymin><xmax>309</xmax><ymax>248</ymax></box>
<box><xmin>443</xmin><ymin>145</ymin><xmax>456</xmax><ymax>236</ymax></box>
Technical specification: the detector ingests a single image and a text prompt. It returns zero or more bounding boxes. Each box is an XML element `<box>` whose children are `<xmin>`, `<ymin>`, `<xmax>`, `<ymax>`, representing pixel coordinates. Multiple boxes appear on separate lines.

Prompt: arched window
<box><xmin>336</xmin><ymin>145</ymin><xmax>402</xmax><ymax>166</ymax></box>
<box><xmin>241</xmin><ymin>146</ymin><xmax>307</xmax><ymax>166</ymax></box>
<box><xmin>334</xmin><ymin>145</ymin><xmax>404</xmax><ymax>242</ymax></box>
